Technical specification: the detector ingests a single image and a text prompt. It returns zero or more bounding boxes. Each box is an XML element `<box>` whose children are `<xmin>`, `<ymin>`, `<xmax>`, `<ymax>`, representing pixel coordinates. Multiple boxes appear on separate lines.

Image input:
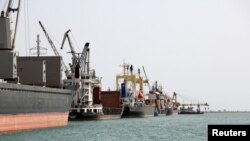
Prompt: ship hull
<box><xmin>68</xmin><ymin>111</ymin><xmax>104</xmax><ymax>121</ymax></box>
<box><xmin>178</xmin><ymin>110</ymin><xmax>204</xmax><ymax>114</ymax></box>
<box><xmin>166</xmin><ymin>108</ymin><xmax>178</xmax><ymax>116</ymax></box>
<box><xmin>102</xmin><ymin>107</ymin><xmax>122</xmax><ymax>119</ymax></box>
<box><xmin>178</xmin><ymin>111</ymin><xmax>204</xmax><ymax>114</ymax></box>
<box><xmin>0</xmin><ymin>82</ymin><xmax>72</xmax><ymax>133</ymax></box>
<box><xmin>69</xmin><ymin>112</ymin><xmax>121</xmax><ymax>121</ymax></box>
<box><xmin>121</xmin><ymin>105</ymin><xmax>154</xmax><ymax>118</ymax></box>
<box><xmin>0</xmin><ymin>112</ymin><xmax>68</xmax><ymax>133</ymax></box>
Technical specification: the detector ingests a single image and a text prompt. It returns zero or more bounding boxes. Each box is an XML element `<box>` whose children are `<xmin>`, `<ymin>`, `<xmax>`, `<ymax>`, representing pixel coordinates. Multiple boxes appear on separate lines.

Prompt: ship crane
<box><xmin>0</xmin><ymin>0</ymin><xmax>21</xmax><ymax>80</ymax></box>
<box><xmin>181</xmin><ymin>102</ymin><xmax>209</xmax><ymax>112</ymax></box>
<box><xmin>4</xmin><ymin>0</ymin><xmax>21</xmax><ymax>49</ymax></box>
<box><xmin>61</xmin><ymin>30</ymin><xmax>77</xmax><ymax>59</ymax></box>
<box><xmin>60</xmin><ymin>29</ymin><xmax>79</xmax><ymax>76</ymax></box>
<box><xmin>38</xmin><ymin>21</ymin><xmax>70</xmax><ymax>78</ymax></box>
<box><xmin>142</xmin><ymin>66</ymin><xmax>151</xmax><ymax>91</ymax></box>
<box><xmin>79</xmin><ymin>42</ymin><xmax>90</xmax><ymax>76</ymax></box>
<box><xmin>60</xmin><ymin>30</ymin><xmax>90</xmax><ymax>78</ymax></box>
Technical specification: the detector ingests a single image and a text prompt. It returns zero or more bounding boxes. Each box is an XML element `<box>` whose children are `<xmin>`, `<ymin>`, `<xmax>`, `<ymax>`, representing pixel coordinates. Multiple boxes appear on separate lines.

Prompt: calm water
<box><xmin>1</xmin><ymin>113</ymin><xmax>250</xmax><ymax>141</ymax></box>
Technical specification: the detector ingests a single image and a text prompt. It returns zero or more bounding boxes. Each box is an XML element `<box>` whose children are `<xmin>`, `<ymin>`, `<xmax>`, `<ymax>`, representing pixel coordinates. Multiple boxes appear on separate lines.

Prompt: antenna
<box><xmin>29</xmin><ymin>34</ymin><xmax>47</xmax><ymax>56</ymax></box>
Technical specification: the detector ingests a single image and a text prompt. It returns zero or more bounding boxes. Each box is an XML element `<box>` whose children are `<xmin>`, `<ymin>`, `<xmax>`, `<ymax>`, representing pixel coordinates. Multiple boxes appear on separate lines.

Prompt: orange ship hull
<box><xmin>0</xmin><ymin>112</ymin><xmax>69</xmax><ymax>134</ymax></box>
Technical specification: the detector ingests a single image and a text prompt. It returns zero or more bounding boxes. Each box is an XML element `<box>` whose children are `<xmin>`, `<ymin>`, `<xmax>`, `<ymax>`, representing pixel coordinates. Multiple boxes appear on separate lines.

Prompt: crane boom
<box><xmin>39</xmin><ymin>21</ymin><xmax>60</xmax><ymax>56</ymax></box>
<box><xmin>61</xmin><ymin>29</ymin><xmax>77</xmax><ymax>59</ymax></box>
<box><xmin>142</xmin><ymin>66</ymin><xmax>151</xmax><ymax>90</ymax></box>
<box><xmin>79</xmin><ymin>42</ymin><xmax>90</xmax><ymax>74</ymax></box>
<box><xmin>38</xmin><ymin>21</ymin><xmax>70</xmax><ymax>76</ymax></box>
<box><xmin>5</xmin><ymin>0</ymin><xmax>21</xmax><ymax>49</ymax></box>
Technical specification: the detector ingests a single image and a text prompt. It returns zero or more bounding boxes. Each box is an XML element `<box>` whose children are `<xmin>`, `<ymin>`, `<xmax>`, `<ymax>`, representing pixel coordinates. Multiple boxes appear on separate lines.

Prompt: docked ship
<box><xmin>62</xmin><ymin>42</ymin><xmax>122</xmax><ymax>120</ymax></box>
<box><xmin>166</xmin><ymin>106</ymin><xmax>178</xmax><ymax>116</ymax></box>
<box><xmin>178</xmin><ymin>103</ymin><xmax>209</xmax><ymax>115</ymax></box>
<box><xmin>144</xmin><ymin>81</ymin><xmax>167</xmax><ymax>116</ymax></box>
<box><xmin>0</xmin><ymin>0</ymin><xmax>72</xmax><ymax>133</ymax></box>
<box><xmin>178</xmin><ymin>106</ymin><xmax>204</xmax><ymax>114</ymax></box>
<box><xmin>165</xmin><ymin>92</ymin><xmax>179</xmax><ymax>116</ymax></box>
<box><xmin>116</xmin><ymin>62</ymin><xmax>154</xmax><ymax>118</ymax></box>
<box><xmin>145</xmin><ymin>81</ymin><xmax>179</xmax><ymax>116</ymax></box>
<box><xmin>61</xmin><ymin>40</ymin><xmax>104</xmax><ymax>120</ymax></box>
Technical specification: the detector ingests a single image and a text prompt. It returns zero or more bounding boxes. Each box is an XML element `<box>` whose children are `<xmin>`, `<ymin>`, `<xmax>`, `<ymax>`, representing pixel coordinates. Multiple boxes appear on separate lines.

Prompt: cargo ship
<box><xmin>149</xmin><ymin>81</ymin><xmax>168</xmax><ymax>116</ymax></box>
<box><xmin>166</xmin><ymin>106</ymin><xmax>178</xmax><ymax>116</ymax></box>
<box><xmin>116</xmin><ymin>62</ymin><xmax>154</xmax><ymax>118</ymax></box>
<box><xmin>178</xmin><ymin>107</ymin><xmax>204</xmax><ymax>114</ymax></box>
<box><xmin>166</xmin><ymin>92</ymin><xmax>179</xmax><ymax>116</ymax></box>
<box><xmin>178</xmin><ymin>103</ymin><xmax>209</xmax><ymax>115</ymax></box>
<box><xmin>61</xmin><ymin>38</ymin><xmax>104</xmax><ymax>120</ymax></box>
<box><xmin>144</xmin><ymin>81</ymin><xmax>179</xmax><ymax>116</ymax></box>
<box><xmin>65</xmin><ymin>49</ymin><xmax>123</xmax><ymax>120</ymax></box>
<box><xmin>0</xmin><ymin>0</ymin><xmax>73</xmax><ymax>133</ymax></box>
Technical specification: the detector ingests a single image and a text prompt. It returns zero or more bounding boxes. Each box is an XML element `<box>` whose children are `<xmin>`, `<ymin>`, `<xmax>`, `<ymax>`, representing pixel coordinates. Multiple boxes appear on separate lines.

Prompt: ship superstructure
<box><xmin>116</xmin><ymin>62</ymin><xmax>154</xmax><ymax>118</ymax></box>
<box><xmin>144</xmin><ymin>81</ymin><xmax>172</xmax><ymax>116</ymax></box>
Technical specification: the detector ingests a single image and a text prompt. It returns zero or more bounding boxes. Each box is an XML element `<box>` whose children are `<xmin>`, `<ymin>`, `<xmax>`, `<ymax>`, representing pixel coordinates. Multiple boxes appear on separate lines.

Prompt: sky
<box><xmin>1</xmin><ymin>0</ymin><xmax>250</xmax><ymax>111</ymax></box>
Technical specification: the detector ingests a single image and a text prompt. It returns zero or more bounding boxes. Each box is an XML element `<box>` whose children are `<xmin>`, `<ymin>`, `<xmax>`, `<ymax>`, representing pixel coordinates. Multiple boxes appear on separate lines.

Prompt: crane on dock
<box><xmin>181</xmin><ymin>102</ymin><xmax>209</xmax><ymax>110</ymax></box>
<box><xmin>181</xmin><ymin>103</ymin><xmax>209</xmax><ymax>107</ymax></box>
<box><xmin>38</xmin><ymin>21</ymin><xmax>71</xmax><ymax>78</ymax></box>
<box><xmin>179</xmin><ymin>100</ymin><xmax>209</xmax><ymax>114</ymax></box>
<box><xmin>177</xmin><ymin>93</ymin><xmax>209</xmax><ymax>108</ymax></box>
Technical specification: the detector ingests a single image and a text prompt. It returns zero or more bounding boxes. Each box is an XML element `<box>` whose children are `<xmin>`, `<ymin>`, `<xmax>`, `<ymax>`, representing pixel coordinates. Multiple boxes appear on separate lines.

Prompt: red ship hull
<box><xmin>0</xmin><ymin>112</ymin><xmax>69</xmax><ymax>134</ymax></box>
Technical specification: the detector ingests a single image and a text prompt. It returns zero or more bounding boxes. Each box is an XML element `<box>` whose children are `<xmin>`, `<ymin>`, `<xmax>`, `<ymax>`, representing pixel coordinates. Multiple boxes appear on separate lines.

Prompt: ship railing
<box><xmin>71</xmin><ymin>106</ymin><xmax>103</xmax><ymax>113</ymax></box>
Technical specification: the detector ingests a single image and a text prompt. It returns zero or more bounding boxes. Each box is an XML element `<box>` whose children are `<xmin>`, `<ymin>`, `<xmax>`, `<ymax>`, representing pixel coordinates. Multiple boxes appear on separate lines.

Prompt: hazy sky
<box><xmin>1</xmin><ymin>0</ymin><xmax>250</xmax><ymax>111</ymax></box>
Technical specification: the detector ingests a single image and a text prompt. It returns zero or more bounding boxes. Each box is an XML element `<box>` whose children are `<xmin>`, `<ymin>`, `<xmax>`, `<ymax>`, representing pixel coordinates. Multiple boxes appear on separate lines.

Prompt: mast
<box><xmin>36</xmin><ymin>34</ymin><xmax>40</xmax><ymax>56</ymax></box>
<box><xmin>29</xmin><ymin>34</ymin><xmax>47</xmax><ymax>56</ymax></box>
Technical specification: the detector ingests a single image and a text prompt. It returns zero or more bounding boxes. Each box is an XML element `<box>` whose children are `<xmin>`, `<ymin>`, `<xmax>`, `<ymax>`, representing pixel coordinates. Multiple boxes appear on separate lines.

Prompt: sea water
<box><xmin>1</xmin><ymin>113</ymin><xmax>250</xmax><ymax>141</ymax></box>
